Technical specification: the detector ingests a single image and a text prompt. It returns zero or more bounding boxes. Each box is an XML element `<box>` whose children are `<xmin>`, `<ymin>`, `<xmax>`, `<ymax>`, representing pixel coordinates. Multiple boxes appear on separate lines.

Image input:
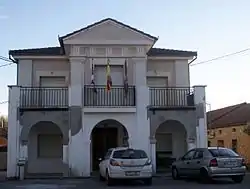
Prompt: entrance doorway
<box><xmin>91</xmin><ymin>119</ymin><xmax>129</xmax><ymax>171</ymax></box>
<box><xmin>92</xmin><ymin>127</ymin><xmax>118</xmax><ymax>171</ymax></box>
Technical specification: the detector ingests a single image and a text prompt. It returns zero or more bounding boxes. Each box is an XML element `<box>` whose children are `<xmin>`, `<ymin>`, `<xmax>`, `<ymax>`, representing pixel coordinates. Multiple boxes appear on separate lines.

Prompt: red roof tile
<box><xmin>207</xmin><ymin>102</ymin><xmax>250</xmax><ymax>129</ymax></box>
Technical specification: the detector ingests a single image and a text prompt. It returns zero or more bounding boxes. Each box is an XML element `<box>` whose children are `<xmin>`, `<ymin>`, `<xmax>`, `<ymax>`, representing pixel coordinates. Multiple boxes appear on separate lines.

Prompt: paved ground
<box><xmin>0</xmin><ymin>174</ymin><xmax>249</xmax><ymax>189</ymax></box>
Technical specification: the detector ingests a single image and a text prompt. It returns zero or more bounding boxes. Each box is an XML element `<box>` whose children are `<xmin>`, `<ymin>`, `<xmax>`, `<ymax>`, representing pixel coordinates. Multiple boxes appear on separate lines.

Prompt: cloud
<box><xmin>0</xmin><ymin>15</ymin><xmax>8</xmax><ymax>19</ymax></box>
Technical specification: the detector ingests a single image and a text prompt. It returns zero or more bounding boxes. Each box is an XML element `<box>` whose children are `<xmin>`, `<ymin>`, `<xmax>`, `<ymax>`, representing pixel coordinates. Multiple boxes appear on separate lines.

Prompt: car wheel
<box><xmin>231</xmin><ymin>175</ymin><xmax>244</xmax><ymax>183</ymax></box>
<box><xmin>144</xmin><ymin>178</ymin><xmax>152</xmax><ymax>185</ymax></box>
<box><xmin>106</xmin><ymin>170</ymin><xmax>114</xmax><ymax>186</ymax></box>
<box><xmin>199</xmin><ymin>168</ymin><xmax>211</xmax><ymax>183</ymax></box>
<box><xmin>172</xmin><ymin>167</ymin><xmax>180</xmax><ymax>180</ymax></box>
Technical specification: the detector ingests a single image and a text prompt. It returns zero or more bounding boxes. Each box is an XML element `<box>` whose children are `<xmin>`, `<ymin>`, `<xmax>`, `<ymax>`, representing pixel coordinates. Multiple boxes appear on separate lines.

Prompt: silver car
<box><xmin>171</xmin><ymin>147</ymin><xmax>246</xmax><ymax>183</ymax></box>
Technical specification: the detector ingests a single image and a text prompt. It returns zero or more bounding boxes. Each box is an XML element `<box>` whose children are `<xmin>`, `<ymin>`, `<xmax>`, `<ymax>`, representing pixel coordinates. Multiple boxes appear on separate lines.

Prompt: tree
<box><xmin>0</xmin><ymin>115</ymin><xmax>7</xmax><ymax>139</ymax></box>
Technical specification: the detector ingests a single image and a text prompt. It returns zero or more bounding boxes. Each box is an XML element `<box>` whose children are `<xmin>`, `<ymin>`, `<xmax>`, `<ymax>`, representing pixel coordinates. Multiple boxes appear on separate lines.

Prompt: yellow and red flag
<box><xmin>106</xmin><ymin>59</ymin><xmax>112</xmax><ymax>91</ymax></box>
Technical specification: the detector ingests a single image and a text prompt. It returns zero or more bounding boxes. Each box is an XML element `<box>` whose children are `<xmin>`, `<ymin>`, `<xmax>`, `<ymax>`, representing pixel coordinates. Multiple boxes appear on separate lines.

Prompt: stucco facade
<box><xmin>7</xmin><ymin>18</ymin><xmax>207</xmax><ymax>178</ymax></box>
<box><xmin>208</xmin><ymin>125</ymin><xmax>250</xmax><ymax>165</ymax></box>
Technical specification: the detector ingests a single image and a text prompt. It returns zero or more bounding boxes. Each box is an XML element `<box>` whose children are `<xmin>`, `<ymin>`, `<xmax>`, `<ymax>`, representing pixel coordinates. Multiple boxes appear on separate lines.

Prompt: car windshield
<box><xmin>112</xmin><ymin>149</ymin><xmax>148</xmax><ymax>159</ymax></box>
<box><xmin>209</xmin><ymin>148</ymin><xmax>239</xmax><ymax>157</ymax></box>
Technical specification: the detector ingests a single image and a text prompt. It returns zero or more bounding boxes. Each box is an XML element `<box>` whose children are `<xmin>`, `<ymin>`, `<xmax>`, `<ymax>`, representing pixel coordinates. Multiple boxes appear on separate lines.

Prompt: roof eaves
<box><xmin>147</xmin><ymin>48</ymin><xmax>197</xmax><ymax>57</ymax></box>
<box><xmin>9</xmin><ymin>47</ymin><xmax>64</xmax><ymax>57</ymax></box>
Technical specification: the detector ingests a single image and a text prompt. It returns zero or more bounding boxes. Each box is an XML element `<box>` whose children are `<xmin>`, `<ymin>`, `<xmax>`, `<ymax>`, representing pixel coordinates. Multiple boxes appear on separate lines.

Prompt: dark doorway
<box><xmin>92</xmin><ymin>127</ymin><xmax>118</xmax><ymax>171</ymax></box>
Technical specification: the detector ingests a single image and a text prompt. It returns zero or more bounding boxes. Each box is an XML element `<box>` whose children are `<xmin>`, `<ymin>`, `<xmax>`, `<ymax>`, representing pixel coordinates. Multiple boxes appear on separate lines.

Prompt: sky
<box><xmin>0</xmin><ymin>0</ymin><xmax>250</xmax><ymax>115</ymax></box>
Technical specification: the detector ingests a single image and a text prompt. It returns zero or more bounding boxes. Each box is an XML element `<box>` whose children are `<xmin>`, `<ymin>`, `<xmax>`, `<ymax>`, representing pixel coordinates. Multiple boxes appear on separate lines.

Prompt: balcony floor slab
<box><xmin>83</xmin><ymin>107</ymin><xmax>136</xmax><ymax>113</ymax></box>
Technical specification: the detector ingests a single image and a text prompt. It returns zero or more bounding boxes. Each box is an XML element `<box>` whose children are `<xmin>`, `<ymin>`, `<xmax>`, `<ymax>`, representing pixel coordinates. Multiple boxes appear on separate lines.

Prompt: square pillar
<box><xmin>7</xmin><ymin>85</ymin><xmax>20</xmax><ymax>178</ymax></box>
<box><xmin>134</xmin><ymin>58</ymin><xmax>150</xmax><ymax>155</ymax></box>
<box><xmin>63</xmin><ymin>145</ymin><xmax>69</xmax><ymax>177</ymax></box>
<box><xmin>193</xmin><ymin>85</ymin><xmax>207</xmax><ymax>148</ymax></box>
<box><xmin>68</xmin><ymin>58</ymin><xmax>86</xmax><ymax>177</ymax></box>
<box><xmin>149</xmin><ymin>137</ymin><xmax>156</xmax><ymax>174</ymax></box>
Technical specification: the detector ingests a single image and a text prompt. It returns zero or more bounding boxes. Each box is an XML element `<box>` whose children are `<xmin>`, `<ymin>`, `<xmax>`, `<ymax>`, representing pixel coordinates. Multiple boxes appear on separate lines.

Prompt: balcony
<box><xmin>20</xmin><ymin>87</ymin><xmax>68</xmax><ymax>109</ymax></box>
<box><xmin>149</xmin><ymin>87</ymin><xmax>195</xmax><ymax>110</ymax></box>
<box><xmin>84</xmin><ymin>85</ymin><xmax>136</xmax><ymax>107</ymax></box>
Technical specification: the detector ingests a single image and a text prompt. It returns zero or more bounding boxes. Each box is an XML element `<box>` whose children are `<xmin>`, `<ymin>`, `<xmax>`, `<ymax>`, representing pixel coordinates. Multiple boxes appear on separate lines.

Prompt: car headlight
<box><xmin>144</xmin><ymin>159</ymin><xmax>152</xmax><ymax>166</ymax></box>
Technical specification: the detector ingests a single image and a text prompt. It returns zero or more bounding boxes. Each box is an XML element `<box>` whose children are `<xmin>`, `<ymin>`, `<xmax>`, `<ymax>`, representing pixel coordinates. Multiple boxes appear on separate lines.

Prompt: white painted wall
<box><xmin>7</xmin><ymin>86</ymin><xmax>20</xmax><ymax>178</ymax></box>
<box><xmin>8</xmin><ymin>19</ymin><xmax>206</xmax><ymax>178</ymax></box>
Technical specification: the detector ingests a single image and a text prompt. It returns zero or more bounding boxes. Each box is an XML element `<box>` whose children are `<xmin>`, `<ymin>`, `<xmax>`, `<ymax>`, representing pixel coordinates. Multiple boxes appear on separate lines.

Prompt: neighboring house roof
<box><xmin>59</xmin><ymin>18</ymin><xmax>158</xmax><ymax>41</ymax></box>
<box><xmin>207</xmin><ymin>102</ymin><xmax>250</xmax><ymax>129</ymax></box>
<box><xmin>9</xmin><ymin>47</ymin><xmax>197</xmax><ymax>57</ymax></box>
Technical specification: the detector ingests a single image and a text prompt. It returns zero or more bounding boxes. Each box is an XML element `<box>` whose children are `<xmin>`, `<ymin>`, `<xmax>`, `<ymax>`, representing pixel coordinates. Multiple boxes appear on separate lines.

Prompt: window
<box><xmin>208</xmin><ymin>141</ymin><xmax>211</xmax><ymax>147</ymax></box>
<box><xmin>232</xmin><ymin>128</ymin><xmax>236</xmax><ymax>132</ymax></box>
<box><xmin>112</xmin><ymin>149</ymin><xmax>148</xmax><ymax>159</ymax></box>
<box><xmin>182</xmin><ymin>150</ymin><xmax>196</xmax><ymax>160</ymax></box>
<box><xmin>232</xmin><ymin>139</ymin><xmax>237</xmax><ymax>152</ymax></box>
<box><xmin>37</xmin><ymin>134</ymin><xmax>63</xmax><ymax>158</ymax></box>
<box><xmin>208</xmin><ymin>148</ymin><xmax>239</xmax><ymax>157</ymax></box>
<box><xmin>217</xmin><ymin>140</ymin><xmax>224</xmax><ymax>147</ymax></box>
<box><xmin>219</xmin><ymin>130</ymin><xmax>222</xmax><ymax>134</ymax></box>
<box><xmin>193</xmin><ymin>150</ymin><xmax>204</xmax><ymax>159</ymax></box>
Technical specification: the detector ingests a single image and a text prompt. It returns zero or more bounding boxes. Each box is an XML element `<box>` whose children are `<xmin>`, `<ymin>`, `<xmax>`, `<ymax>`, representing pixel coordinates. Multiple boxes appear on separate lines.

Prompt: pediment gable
<box><xmin>61</xmin><ymin>18</ymin><xmax>157</xmax><ymax>45</ymax></box>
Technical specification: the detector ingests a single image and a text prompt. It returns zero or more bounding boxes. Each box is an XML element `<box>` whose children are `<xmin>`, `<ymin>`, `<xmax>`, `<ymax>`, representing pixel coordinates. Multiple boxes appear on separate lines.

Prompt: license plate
<box><xmin>125</xmin><ymin>171</ymin><xmax>140</xmax><ymax>176</ymax></box>
<box><xmin>225</xmin><ymin>161</ymin><xmax>237</xmax><ymax>167</ymax></box>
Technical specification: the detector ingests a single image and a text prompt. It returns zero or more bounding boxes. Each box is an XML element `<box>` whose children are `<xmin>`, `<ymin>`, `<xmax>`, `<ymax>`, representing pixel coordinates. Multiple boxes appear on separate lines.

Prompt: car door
<box><xmin>190</xmin><ymin>149</ymin><xmax>204</xmax><ymax>176</ymax></box>
<box><xmin>99</xmin><ymin>149</ymin><xmax>112</xmax><ymax>177</ymax></box>
<box><xmin>178</xmin><ymin>149</ymin><xmax>196</xmax><ymax>176</ymax></box>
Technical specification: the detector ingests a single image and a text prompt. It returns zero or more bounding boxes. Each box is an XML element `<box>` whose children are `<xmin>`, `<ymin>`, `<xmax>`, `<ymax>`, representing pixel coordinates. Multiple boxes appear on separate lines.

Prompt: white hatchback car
<box><xmin>99</xmin><ymin>147</ymin><xmax>153</xmax><ymax>186</ymax></box>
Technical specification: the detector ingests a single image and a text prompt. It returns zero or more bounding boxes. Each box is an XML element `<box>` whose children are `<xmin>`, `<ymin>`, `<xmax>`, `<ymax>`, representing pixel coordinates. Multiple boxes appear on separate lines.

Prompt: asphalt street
<box><xmin>0</xmin><ymin>174</ymin><xmax>249</xmax><ymax>189</ymax></box>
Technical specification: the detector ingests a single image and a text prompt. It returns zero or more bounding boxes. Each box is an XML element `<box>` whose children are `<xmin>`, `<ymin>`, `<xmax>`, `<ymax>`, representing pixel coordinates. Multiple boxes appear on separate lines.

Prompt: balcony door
<box><xmin>147</xmin><ymin>77</ymin><xmax>168</xmax><ymax>106</ymax></box>
<box><xmin>40</xmin><ymin>76</ymin><xmax>66</xmax><ymax>87</ymax></box>
<box><xmin>39</xmin><ymin>76</ymin><xmax>66</xmax><ymax>107</ymax></box>
<box><xmin>94</xmin><ymin>65</ymin><xmax>124</xmax><ymax>106</ymax></box>
<box><xmin>95</xmin><ymin>65</ymin><xmax>123</xmax><ymax>85</ymax></box>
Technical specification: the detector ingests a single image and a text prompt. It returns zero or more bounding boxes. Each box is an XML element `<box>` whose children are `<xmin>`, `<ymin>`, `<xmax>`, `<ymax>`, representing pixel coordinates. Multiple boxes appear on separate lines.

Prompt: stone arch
<box><xmin>90</xmin><ymin>119</ymin><xmax>129</xmax><ymax>141</ymax></box>
<box><xmin>90</xmin><ymin>119</ymin><xmax>129</xmax><ymax>171</ymax></box>
<box><xmin>87</xmin><ymin>117</ymin><xmax>132</xmax><ymax>139</ymax></box>
<box><xmin>154</xmin><ymin>119</ymin><xmax>187</xmax><ymax>172</ymax></box>
<box><xmin>20</xmin><ymin>121</ymin><xmax>68</xmax><ymax>145</ymax></box>
<box><xmin>27</xmin><ymin>121</ymin><xmax>65</xmax><ymax>174</ymax></box>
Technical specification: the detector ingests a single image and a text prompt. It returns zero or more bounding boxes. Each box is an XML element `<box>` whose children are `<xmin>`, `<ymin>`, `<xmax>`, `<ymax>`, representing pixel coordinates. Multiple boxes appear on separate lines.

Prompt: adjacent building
<box><xmin>207</xmin><ymin>102</ymin><xmax>250</xmax><ymax>164</ymax></box>
<box><xmin>7</xmin><ymin>18</ymin><xmax>207</xmax><ymax>178</ymax></box>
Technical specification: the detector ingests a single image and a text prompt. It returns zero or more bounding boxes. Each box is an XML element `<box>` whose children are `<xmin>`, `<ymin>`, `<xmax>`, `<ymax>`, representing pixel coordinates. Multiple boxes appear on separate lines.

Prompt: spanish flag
<box><xmin>106</xmin><ymin>59</ymin><xmax>112</xmax><ymax>91</ymax></box>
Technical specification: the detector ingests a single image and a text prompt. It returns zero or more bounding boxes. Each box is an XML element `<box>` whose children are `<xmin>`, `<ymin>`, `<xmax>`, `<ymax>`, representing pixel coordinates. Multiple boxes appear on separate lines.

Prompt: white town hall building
<box><xmin>7</xmin><ymin>18</ymin><xmax>207</xmax><ymax>178</ymax></box>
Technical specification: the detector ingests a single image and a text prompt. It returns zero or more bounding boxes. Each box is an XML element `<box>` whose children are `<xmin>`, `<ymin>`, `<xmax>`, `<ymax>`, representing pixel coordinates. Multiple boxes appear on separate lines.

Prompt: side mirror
<box><xmin>98</xmin><ymin>158</ymin><xmax>102</xmax><ymax>161</ymax></box>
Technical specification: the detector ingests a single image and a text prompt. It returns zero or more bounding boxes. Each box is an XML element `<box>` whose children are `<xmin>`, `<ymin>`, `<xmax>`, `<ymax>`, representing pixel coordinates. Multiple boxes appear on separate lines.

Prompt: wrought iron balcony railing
<box><xmin>149</xmin><ymin>87</ymin><xmax>194</xmax><ymax>108</ymax></box>
<box><xmin>84</xmin><ymin>85</ymin><xmax>136</xmax><ymax>107</ymax></box>
<box><xmin>20</xmin><ymin>87</ymin><xmax>68</xmax><ymax>109</ymax></box>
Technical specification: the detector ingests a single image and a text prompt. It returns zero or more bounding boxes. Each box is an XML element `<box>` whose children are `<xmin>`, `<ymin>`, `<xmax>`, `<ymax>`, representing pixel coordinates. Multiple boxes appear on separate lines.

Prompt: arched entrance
<box><xmin>155</xmin><ymin>120</ymin><xmax>187</xmax><ymax>172</ymax></box>
<box><xmin>27</xmin><ymin>121</ymin><xmax>64</xmax><ymax>175</ymax></box>
<box><xmin>91</xmin><ymin>119</ymin><xmax>129</xmax><ymax>171</ymax></box>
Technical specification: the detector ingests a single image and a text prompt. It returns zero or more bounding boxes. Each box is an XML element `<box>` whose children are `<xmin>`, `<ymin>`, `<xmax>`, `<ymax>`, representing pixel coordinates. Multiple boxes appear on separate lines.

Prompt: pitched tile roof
<box><xmin>207</xmin><ymin>102</ymin><xmax>250</xmax><ymax>129</ymax></box>
<box><xmin>60</xmin><ymin>18</ymin><xmax>158</xmax><ymax>41</ymax></box>
<box><xmin>9</xmin><ymin>47</ymin><xmax>197</xmax><ymax>57</ymax></box>
<box><xmin>147</xmin><ymin>48</ymin><xmax>197</xmax><ymax>57</ymax></box>
<box><xmin>9</xmin><ymin>47</ymin><xmax>63</xmax><ymax>56</ymax></box>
